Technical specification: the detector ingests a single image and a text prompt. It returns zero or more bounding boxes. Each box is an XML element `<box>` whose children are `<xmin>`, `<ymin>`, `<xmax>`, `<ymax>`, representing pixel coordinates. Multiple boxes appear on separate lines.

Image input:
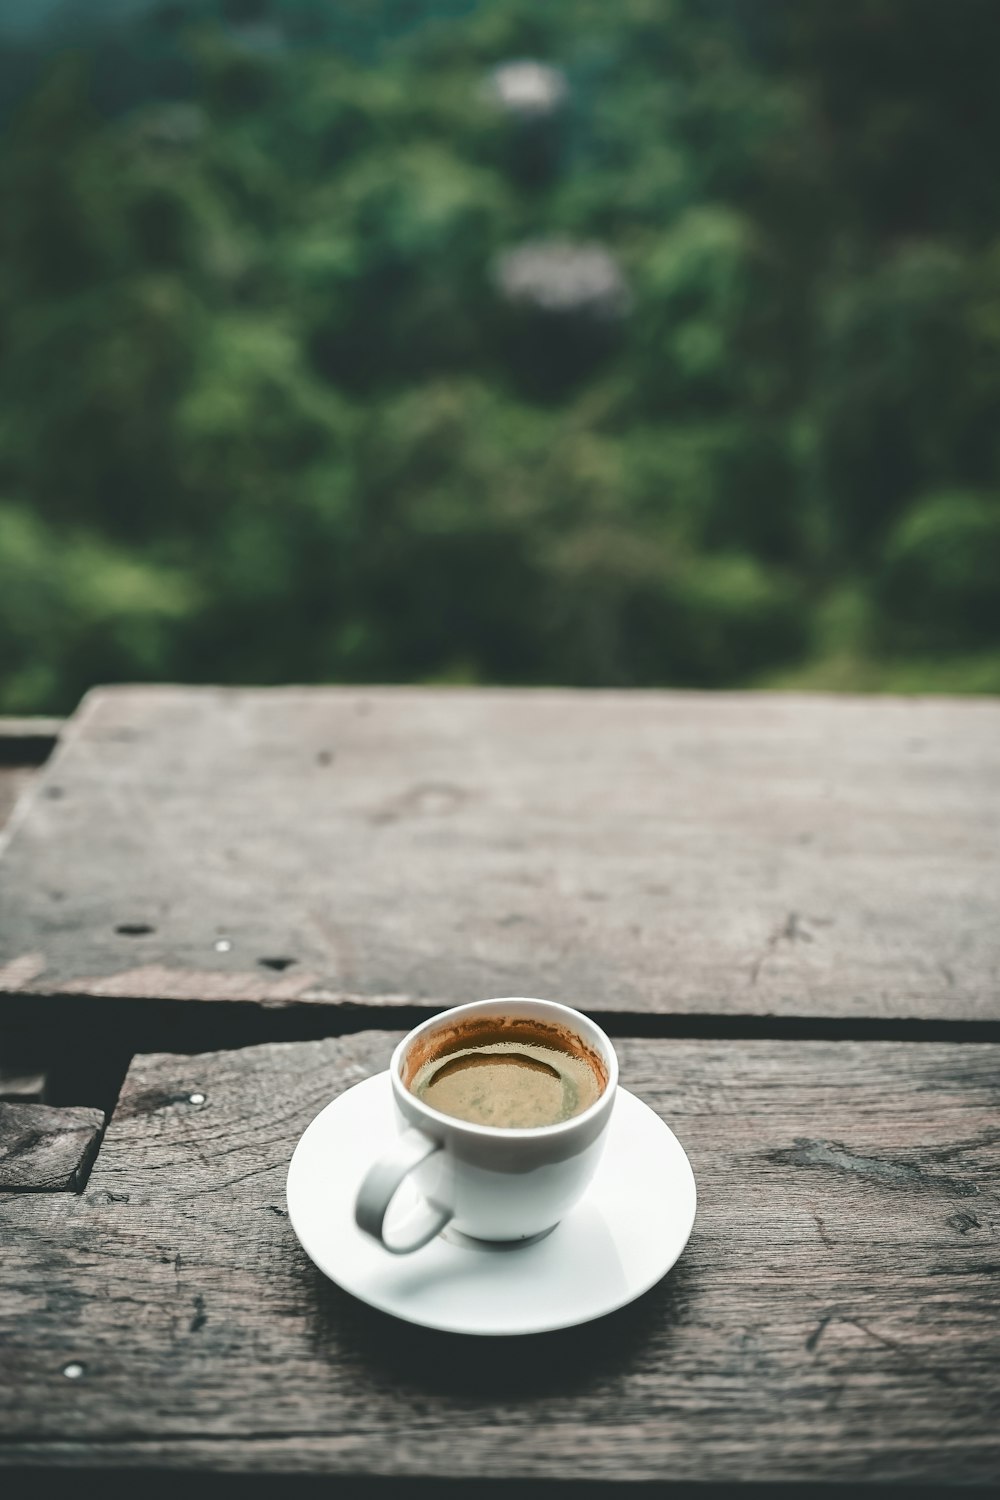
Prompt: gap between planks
<box><xmin>0</xmin><ymin>1469</ymin><xmax>946</xmax><ymax>1500</ymax></box>
<box><xmin>6</xmin><ymin>1010</ymin><xmax>999</xmax><ymax>1195</ymax></box>
<box><xmin>3</xmin><ymin>993</ymin><xmax>1000</xmax><ymax>1057</ymax></box>
<box><xmin>0</xmin><ymin>1470</ymin><xmax>947</xmax><ymax>1494</ymax></box>
<box><xmin>0</xmin><ymin>718</ymin><xmax>62</xmax><ymax>767</ymax></box>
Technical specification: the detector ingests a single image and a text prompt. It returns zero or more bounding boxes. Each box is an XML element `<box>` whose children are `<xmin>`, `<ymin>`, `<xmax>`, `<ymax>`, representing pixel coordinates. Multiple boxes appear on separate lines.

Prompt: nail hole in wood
<box><xmin>258</xmin><ymin>956</ymin><xmax>296</xmax><ymax>971</ymax></box>
<box><xmin>317</xmin><ymin>750</ymin><xmax>333</xmax><ymax>766</ymax></box>
<box><xmin>115</xmin><ymin>923</ymin><xmax>155</xmax><ymax>937</ymax></box>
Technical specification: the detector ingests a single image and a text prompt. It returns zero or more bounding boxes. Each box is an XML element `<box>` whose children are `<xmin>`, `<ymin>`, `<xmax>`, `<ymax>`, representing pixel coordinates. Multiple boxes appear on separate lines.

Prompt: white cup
<box><xmin>354</xmin><ymin>997</ymin><xmax>619</xmax><ymax>1253</ymax></box>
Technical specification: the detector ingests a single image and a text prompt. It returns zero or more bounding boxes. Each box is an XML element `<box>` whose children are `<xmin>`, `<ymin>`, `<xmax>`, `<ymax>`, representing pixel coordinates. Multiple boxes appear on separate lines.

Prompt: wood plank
<box><xmin>0</xmin><ymin>1033</ymin><xmax>997</xmax><ymax>1483</ymax></box>
<box><xmin>0</xmin><ymin>686</ymin><xmax>998</xmax><ymax>1022</ymax></box>
<box><xmin>0</xmin><ymin>1102</ymin><xmax>103</xmax><ymax>1191</ymax></box>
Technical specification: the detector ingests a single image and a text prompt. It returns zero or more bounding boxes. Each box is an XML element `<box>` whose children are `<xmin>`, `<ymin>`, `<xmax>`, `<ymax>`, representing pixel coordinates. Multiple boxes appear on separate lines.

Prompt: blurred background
<box><xmin>1</xmin><ymin>0</ymin><xmax>999</xmax><ymax>714</ymax></box>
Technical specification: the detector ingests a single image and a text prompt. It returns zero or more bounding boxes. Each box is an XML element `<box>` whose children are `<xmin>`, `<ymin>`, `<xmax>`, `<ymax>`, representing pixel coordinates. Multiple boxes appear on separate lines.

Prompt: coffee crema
<box><xmin>404</xmin><ymin>1016</ymin><xmax>607</xmax><ymax>1129</ymax></box>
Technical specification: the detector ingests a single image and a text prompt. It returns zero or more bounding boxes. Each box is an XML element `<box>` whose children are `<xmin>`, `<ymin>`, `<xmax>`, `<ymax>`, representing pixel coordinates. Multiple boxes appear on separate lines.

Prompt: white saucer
<box><xmin>286</xmin><ymin>1072</ymin><xmax>697</xmax><ymax>1337</ymax></box>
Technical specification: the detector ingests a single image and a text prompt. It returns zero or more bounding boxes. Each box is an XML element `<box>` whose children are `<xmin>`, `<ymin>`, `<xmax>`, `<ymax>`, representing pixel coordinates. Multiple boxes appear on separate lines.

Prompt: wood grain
<box><xmin>0</xmin><ymin>1102</ymin><xmax>103</xmax><ymax>1191</ymax></box>
<box><xmin>1</xmin><ymin>686</ymin><xmax>998</xmax><ymax>1023</ymax></box>
<box><xmin>1</xmin><ymin>1033</ymin><xmax>997</xmax><ymax>1482</ymax></box>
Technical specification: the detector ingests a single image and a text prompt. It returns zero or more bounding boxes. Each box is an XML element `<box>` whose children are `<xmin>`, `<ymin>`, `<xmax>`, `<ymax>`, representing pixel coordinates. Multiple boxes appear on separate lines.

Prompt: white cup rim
<box><xmin>390</xmin><ymin>996</ymin><xmax>619</xmax><ymax>1140</ymax></box>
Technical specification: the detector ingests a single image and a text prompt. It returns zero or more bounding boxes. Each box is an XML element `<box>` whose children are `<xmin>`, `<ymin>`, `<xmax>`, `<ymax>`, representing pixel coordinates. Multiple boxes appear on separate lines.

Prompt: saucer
<box><xmin>286</xmin><ymin>1072</ymin><xmax>697</xmax><ymax>1336</ymax></box>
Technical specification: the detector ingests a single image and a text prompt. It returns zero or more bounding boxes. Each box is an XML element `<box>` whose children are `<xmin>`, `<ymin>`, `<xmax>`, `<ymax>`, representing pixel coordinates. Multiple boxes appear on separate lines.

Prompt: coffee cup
<box><xmin>354</xmin><ymin>997</ymin><xmax>619</xmax><ymax>1253</ymax></box>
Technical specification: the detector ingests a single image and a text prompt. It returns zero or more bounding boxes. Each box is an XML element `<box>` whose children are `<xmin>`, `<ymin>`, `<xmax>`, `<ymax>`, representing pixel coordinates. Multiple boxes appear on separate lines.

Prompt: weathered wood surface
<box><xmin>1</xmin><ymin>1033</ymin><xmax>997</xmax><ymax>1483</ymax></box>
<box><xmin>0</xmin><ymin>1102</ymin><xmax>103</xmax><ymax>1191</ymax></box>
<box><xmin>1</xmin><ymin>686</ymin><xmax>998</xmax><ymax>1023</ymax></box>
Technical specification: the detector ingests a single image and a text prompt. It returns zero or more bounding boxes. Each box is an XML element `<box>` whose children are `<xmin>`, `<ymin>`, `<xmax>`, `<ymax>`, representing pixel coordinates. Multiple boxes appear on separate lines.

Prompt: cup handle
<box><xmin>354</xmin><ymin>1127</ymin><xmax>453</xmax><ymax>1253</ymax></box>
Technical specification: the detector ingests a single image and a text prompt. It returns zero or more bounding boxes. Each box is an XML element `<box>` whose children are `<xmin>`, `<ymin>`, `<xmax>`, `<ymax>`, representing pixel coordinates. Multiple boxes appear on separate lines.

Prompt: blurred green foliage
<box><xmin>1</xmin><ymin>0</ymin><xmax>1000</xmax><ymax>712</ymax></box>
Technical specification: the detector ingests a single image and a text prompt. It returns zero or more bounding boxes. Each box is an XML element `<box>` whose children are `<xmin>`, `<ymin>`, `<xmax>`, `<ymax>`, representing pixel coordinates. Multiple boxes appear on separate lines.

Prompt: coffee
<box><xmin>404</xmin><ymin>1015</ymin><xmax>607</xmax><ymax>1128</ymax></box>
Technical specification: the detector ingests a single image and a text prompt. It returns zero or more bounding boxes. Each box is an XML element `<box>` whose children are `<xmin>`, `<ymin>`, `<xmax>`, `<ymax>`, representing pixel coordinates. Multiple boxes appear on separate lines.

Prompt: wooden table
<box><xmin>1</xmin><ymin>687</ymin><xmax>998</xmax><ymax>1490</ymax></box>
